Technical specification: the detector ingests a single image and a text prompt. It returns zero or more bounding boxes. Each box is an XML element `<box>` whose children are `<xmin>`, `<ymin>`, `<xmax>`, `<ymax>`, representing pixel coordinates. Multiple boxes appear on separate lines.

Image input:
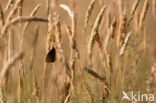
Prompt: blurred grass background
<box><xmin>0</xmin><ymin>0</ymin><xmax>156</xmax><ymax>103</ymax></box>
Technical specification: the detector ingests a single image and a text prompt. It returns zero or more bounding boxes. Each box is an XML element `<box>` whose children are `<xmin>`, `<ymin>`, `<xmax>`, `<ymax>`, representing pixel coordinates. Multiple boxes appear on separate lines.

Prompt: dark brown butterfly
<box><xmin>46</xmin><ymin>47</ymin><xmax>56</xmax><ymax>63</ymax></box>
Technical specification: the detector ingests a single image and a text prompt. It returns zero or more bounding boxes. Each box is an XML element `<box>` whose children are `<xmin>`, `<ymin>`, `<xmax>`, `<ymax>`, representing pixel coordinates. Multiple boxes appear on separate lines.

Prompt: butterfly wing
<box><xmin>46</xmin><ymin>47</ymin><xmax>56</xmax><ymax>63</ymax></box>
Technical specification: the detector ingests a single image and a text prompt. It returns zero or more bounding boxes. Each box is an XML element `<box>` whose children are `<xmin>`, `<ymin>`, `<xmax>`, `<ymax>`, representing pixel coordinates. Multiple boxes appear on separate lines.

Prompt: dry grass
<box><xmin>0</xmin><ymin>0</ymin><xmax>155</xmax><ymax>103</ymax></box>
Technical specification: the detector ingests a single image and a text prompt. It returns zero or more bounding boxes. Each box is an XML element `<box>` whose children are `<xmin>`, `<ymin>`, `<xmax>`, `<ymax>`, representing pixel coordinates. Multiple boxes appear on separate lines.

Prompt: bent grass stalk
<box><xmin>139</xmin><ymin>0</ymin><xmax>151</xmax><ymax>31</ymax></box>
<box><xmin>127</xmin><ymin>0</ymin><xmax>140</xmax><ymax>27</ymax></box>
<box><xmin>87</xmin><ymin>5</ymin><xmax>106</xmax><ymax>67</ymax></box>
<box><xmin>83</xmin><ymin>0</ymin><xmax>96</xmax><ymax>32</ymax></box>
<box><xmin>0</xmin><ymin>0</ymin><xmax>153</xmax><ymax>103</ymax></box>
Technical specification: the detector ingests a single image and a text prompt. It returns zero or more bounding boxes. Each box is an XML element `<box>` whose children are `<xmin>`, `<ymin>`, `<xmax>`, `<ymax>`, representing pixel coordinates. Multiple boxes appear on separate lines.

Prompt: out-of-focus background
<box><xmin>0</xmin><ymin>0</ymin><xmax>156</xmax><ymax>103</ymax></box>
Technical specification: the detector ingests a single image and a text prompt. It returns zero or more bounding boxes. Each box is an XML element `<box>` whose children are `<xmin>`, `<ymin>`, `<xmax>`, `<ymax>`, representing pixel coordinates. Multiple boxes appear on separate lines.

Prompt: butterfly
<box><xmin>45</xmin><ymin>47</ymin><xmax>56</xmax><ymax>63</ymax></box>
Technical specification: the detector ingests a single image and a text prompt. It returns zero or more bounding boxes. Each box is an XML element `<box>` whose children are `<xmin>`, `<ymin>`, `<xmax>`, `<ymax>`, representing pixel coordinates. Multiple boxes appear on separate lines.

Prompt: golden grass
<box><xmin>0</xmin><ymin>0</ymin><xmax>155</xmax><ymax>103</ymax></box>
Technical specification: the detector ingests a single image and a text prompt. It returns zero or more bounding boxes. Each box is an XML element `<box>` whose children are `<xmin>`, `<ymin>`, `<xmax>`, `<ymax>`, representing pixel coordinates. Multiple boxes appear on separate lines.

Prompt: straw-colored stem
<box><xmin>17</xmin><ymin>0</ymin><xmax>23</xmax><ymax>18</ymax></box>
<box><xmin>4</xmin><ymin>0</ymin><xmax>14</xmax><ymax>12</ymax></box>
<box><xmin>54</xmin><ymin>16</ymin><xmax>71</xmax><ymax>103</ymax></box>
<box><xmin>87</xmin><ymin>5</ymin><xmax>106</xmax><ymax>67</ymax></box>
<box><xmin>0</xmin><ymin>51</ymin><xmax>24</xmax><ymax>86</ymax></box>
<box><xmin>0</xmin><ymin>5</ymin><xmax>4</xmax><ymax>30</ymax></box>
<box><xmin>117</xmin><ymin>10</ymin><xmax>127</xmax><ymax>49</ymax></box>
<box><xmin>83</xmin><ymin>0</ymin><xmax>96</xmax><ymax>32</ymax></box>
<box><xmin>127</xmin><ymin>0</ymin><xmax>140</xmax><ymax>27</ymax></box>
<box><xmin>104</xmin><ymin>17</ymin><xmax>116</xmax><ymax>50</ymax></box>
<box><xmin>139</xmin><ymin>0</ymin><xmax>151</xmax><ymax>30</ymax></box>
<box><xmin>1</xmin><ymin>16</ymin><xmax>48</xmax><ymax>38</ymax></box>
<box><xmin>30</xmin><ymin>26</ymin><xmax>39</xmax><ymax>71</ymax></box>
<box><xmin>6</xmin><ymin>0</ymin><xmax>23</xmax><ymax>22</ymax></box>
<box><xmin>46</xmin><ymin>0</ymin><xmax>51</xmax><ymax>15</ymax></box>
<box><xmin>22</xmin><ymin>4</ymin><xmax>41</xmax><ymax>33</ymax></box>
<box><xmin>119</xmin><ymin>32</ymin><xmax>131</xmax><ymax>56</ymax></box>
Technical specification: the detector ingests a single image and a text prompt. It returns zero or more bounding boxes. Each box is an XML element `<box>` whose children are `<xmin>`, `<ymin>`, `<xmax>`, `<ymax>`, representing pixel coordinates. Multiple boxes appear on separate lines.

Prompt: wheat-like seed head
<box><xmin>117</xmin><ymin>9</ymin><xmax>127</xmax><ymax>49</ymax></box>
<box><xmin>46</xmin><ymin>14</ymin><xmax>55</xmax><ymax>52</ymax></box>
<box><xmin>87</xmin><ymin>5</ymin><xmax>106</xmax><ymax>66</ymax></box>
<box><xmin>127</xmin><ymin>0</ymin><xmax>140</xmax><ymax>27</ymax></box>
<box><xmin>84</xmin><ymin>0</ymin><xmax>96</xmax><ymax>32</ymax></box>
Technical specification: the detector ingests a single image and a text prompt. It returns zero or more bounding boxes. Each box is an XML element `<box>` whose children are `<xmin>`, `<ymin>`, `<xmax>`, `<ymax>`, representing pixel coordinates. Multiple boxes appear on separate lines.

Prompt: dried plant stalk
<box><xmin>8</xmin><ymin>30</ymin><xmax>14</xmax><ymax>62</ymax></box>
<box><xmin>2</xmin><ymin>30</ymin><xmax>14</xmax><ymax>90</ymax></box>
<box><xmin>30</xmin><ymin>26</ymin><xmax>39</xmax><ymax>71</ymax></box>
<box><xmin>118</xmin><ymin>0</ymin><xmax>124</xmax><ymax>15</ymax></box>
<box><xmin>54</xmin><ymin>16</ymin><xmax>71</xmax><ymax>103</ymax></box>
<box><xmin>22</xmin><ymin>4</ymin><xmax>41</xmax><ymax>33</ymax></box>
<box><xmin>96</xmin><ymin>35</ymin><xmax>112</xmax><ymax>82</ymax></box>
<box><xmin>60</xmin><ymin>4</ymin><xmax>77</xmax><ymax>52</ymax></box>
<box><xmin>95</xmin><ymin>34</ymin><xmax>107</xmax><ymax>73</ymax></box>
<box><xmin>104</xmin><ymin>17</ymin><xmax>116</xmax><ymax>50</ymax></box>
<box><xmin>54</xmin><ymin>16</ymin><xmax>63</xmax><ymax>60</ymax></box>
<box><xmin>46</xmin><ymin>14</ymin><xmax>55</xmax><ymax>52</ymax></box>
<box><xmin>106</xmin><ymin>9</ymin><xmax>111</xmax><ymax>28</ymax></box>
<box><xmin>32</xmin><ymin>76</ymin><xmax>39</xmax><ymax>103</ymax></box>
<box><xmin>19</xmin><ymin>4</ymin><xmax>41</xmax><ymax>50</ymax></box>
<box><xmin>28</xmin><ymin>27</ymin><xmax>39</xmax><ymax>103</ymax></box>
<box><xmin>83</xmin><ymin>67</ymin><xmax>106</xmax><ymax>83</ymax></box>
<box><xmin>103</xmin><ymin>17</ymin><xmax>116</xmax><ymax>79</ymax></box>
<box><xmin>55</xmin><ymin>17</ymin><xmax>71</xmax><ymax>77</ymax></box>
<box><xmin>83</xmin><ymin>67</ymin><xmax>109</xmax><ymax>98</ymax></box>
<box><xmin>46</xmin><ymin>0</ymin><xmax>51</xmax><ymax>15</ymax></box>
<box><xmin>61</xmin><ymin>80</ymin><xmax>71</xmax><ymax>103</ymax></box>
<box><xmin>119</xmin><ymin>32</ymin><xmax>131</xmax><ymax>56</ymax></box>
<box><xmin>0</xmin><ymin>5</ymin><xmax>4</xmax><ymax>30</ymax></box>
<box><xmin>134</xmin><ymin>11</ymin><xmax>140</xmax><ymax>33</ymax></box>
<box><xmin>87</xmin><ymin>5</ymin><xmax>106</xmax><ymax>67</ymax></box>
<box><xmin>0</xmin><ymin>51</ymin><xmax>24</xmax><ymax>85</ymax></box>
<box><xmin>17</xmin><ymin>0</ymin><xmax>23</xmax><ymax>17</ymax></box>
<box><xmin>95</xmin><ymin>34</ymin><xmax>106</xmax><ymax>66</ymax></box>
<box><xmin>1</xmin><ymin>16</ymin><xmax>48</xmax><ymax>38</ymax></box>
<box><xmin>4</xmin><ymin>0</ymin><xmax>14</xmax><ymax>12</ymax></box>
<box><xmin>60</xmin><ymin>4</ymin><xmax>78</xmax><ymax>85</ymax></box>
<box><xmin>60</xmin><ymin>4</ymin><xmax>73</xmax><ymax>17</ymax></box>
<box><xmin>6</xmin><ymin>0</ymin><xmax>23</xmax><ymax>22</ymax></box>
<box><xmin>42</xmin><ymin>14</ymin><xmax>55</xmax><ymax>103</ymax></box>
<box><xmin>152</xmin><ymin>0</ymin><xmax>156</xmax><ymax>16</ymax></box>
<box><xmin>65</xmin><ymin>25</ymin><xmax>76</xmax><ymax>80</ymax></box>
<box><xmin>117</xmin><ymin>10</ymin><xmax>127</xmax><ymax>49</ymax></box>
<box><xmin>139</xmin><ymin>0</ymin><xmax>151</xmax><ymax>30</ymax></box>
<box><xmin>83</xmin><ymin>0</ymin><xmax>96</xmax><ymax>32</ymax></box>
<box><xmin>0</xmin><ymin>88</ymin><xmax>5</xmax><ymax>103</ymax></box>
<box><xmin>127</xmin><ymin>0</ymin><xmax>140</xmax><ymax>27</ymax></box>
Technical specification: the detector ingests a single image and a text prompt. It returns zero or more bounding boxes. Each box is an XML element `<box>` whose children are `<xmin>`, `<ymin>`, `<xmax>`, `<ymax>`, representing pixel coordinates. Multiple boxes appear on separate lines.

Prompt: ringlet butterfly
<box><xmin>45</xmin><ymin>47</ymin><xmax>56</xmax><ymax>63</ymax></box>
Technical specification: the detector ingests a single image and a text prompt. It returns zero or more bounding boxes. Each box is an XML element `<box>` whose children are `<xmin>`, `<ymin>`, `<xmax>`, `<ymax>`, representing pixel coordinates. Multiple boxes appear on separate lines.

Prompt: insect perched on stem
<box><xmin>45</xmin><ymin>47</ymin><xmax>56</xmax><ymax>63</ymax></box>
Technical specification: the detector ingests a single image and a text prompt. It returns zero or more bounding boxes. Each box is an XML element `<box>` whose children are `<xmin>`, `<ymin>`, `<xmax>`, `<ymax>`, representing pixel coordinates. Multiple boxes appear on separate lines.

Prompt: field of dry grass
<box><xmin>0</xmin><ymin>0</ymin><xmax>156</xmax><ymax>103</ymax></box>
